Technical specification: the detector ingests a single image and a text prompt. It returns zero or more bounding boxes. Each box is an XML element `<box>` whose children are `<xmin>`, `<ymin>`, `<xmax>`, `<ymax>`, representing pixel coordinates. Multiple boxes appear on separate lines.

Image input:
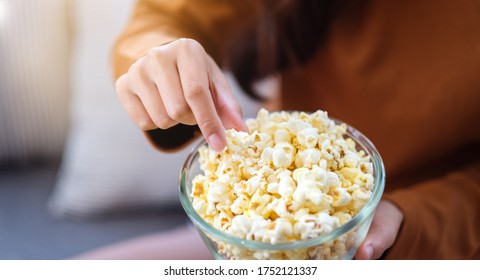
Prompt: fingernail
<box><xmin>239</xmin><ymin>120</ymin><xmax>249</xmax><ymax>133</ymax></box>
<box><xmin>208</xmin><ymin>133</ymin><xmax>224</xmax><ymax>152</ymax></box>
<box><xmin>365</xmin><ymin>246</ymin><xmax>373</xmax><ymax>260</ymax></box>
<box><xmin>233</xmin><ymin>113</ymin><xmax>248</xmax><ymax>132</ymax></box>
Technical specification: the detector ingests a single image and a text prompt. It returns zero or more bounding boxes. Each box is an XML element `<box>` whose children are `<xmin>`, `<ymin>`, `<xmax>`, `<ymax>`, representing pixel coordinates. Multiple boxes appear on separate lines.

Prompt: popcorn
<box><xmin>270</xmin><ymin>218</ymin><xmax>293</xmax><ymax>244</ymax></box>
<box><xmin>297</xmin><ymin>128</ymin><xmax>319</xmax><ymax>148</ymax></box>
<box><xmin>334</xmin><ymin>211</ymin><xmax>353</xmax><ymax>224</ymax></box>
<box><xmin>274</xmin><ymin>129</ymin><xmax>291</xmax><ymax>144</ymax></box>
<box><xmin>272</xmin><ymin>142</ymin><xmax>295</xmax><ymax>168</ymax></box>
<box><xmin>278</xmin><ymin>176</ymin><xmax>295</xmax><ymax>199</ymax></box>
<box><xmin>293</xmin><ymin>213</ymin><xmax>340</xmax><ymax>240</ymax></box>
<box><xmin>331</xmin><ymin>187</ymin><xmax>352</xmax><ymax>207</ymax></box>
<box><xmin>287</xmin><ymin>118</ymin><xmax>312</xmax><ymax>134</ymax></box>
<box><xmin>297</xmin><ymin>148</ymin><xmax>321</xmax><ymax>168</ymax></box>
<box><xmin>230</xmin><ymin>195</ymin><xmax>248</xmax><ymax>215</ymax></box>
<box><xmin>227</xmin><ymin>215</ymin><xmax>251</xmax><ymax>238</ymax></box>
<box><xmin>269</xmin><ymin>198</ymin><xmax>288</xmax><ymax>217</ymax></box>
<box><xmin>351</xmin><ymin>188</ymin><xmax>372</xmax><ymax>211</ymax></box>
<box><xmin>226</xmin><ymin>130</ymin><xmax>253</xmax><ymax>153</ymax></box>
<box><xmin>191</xmin><ymin>109</ymin><xmax>375</xmax><ymax>260</ymax></box>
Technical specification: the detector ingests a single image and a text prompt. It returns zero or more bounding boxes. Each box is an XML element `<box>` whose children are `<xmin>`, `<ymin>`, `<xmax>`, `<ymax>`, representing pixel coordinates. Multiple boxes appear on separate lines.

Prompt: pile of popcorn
<box><xmin>191</xmin><ymin>109</ymin><xmax>374</xmax><ymax>259</ymax></box>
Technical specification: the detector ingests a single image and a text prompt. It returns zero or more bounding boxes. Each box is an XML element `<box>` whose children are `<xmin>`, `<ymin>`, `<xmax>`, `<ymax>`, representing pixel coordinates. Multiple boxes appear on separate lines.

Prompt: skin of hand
<box><xmin>115</xmin><ymin>38</ymin><xmax>248</xmax><ymax>151</ymax></box>
<box><xmin>355</xmin><ymin>199</ymin><xmax>404</xmax><ymax>260</ymax></box>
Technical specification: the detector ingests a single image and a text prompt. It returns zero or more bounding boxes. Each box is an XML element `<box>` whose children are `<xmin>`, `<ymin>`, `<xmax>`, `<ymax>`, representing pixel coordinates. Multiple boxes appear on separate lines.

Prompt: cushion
<box><xmin>0</xmin><ymin>0</ymin><xmax>69</xmax><ymax>164</ymax></box>
<box><xmin>48</xmin><ymin>0</ymin><xmax>261</xmax><ymax>218</ymax></box>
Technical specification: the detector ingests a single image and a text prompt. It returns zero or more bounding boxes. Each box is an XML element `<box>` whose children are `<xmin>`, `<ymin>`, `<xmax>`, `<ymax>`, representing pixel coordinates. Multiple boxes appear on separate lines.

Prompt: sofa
<box><xmin>0</xmin><ymin>0</ymin><xmax>262</xmax><ymax>259</ymax></box>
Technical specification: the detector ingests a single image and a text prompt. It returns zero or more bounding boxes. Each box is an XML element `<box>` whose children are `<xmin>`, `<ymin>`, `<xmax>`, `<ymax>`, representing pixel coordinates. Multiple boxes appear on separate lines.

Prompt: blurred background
<box><xmin>0</xmin><ymin>0</ymin><xmax>262</xmax><ymax>259</ymax></box>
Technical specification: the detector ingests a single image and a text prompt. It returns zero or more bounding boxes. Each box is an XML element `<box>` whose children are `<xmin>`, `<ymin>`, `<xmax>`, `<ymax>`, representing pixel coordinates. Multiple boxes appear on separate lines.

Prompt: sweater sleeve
<box><xmin>383</xmin><ymin>160</ymin><xmax>480</xmax><ymax>259</ymax></box>
<box><xmin>112</xmin><ymin>0</ymin><xmax>255</xmax><ymax>79</ymax></box>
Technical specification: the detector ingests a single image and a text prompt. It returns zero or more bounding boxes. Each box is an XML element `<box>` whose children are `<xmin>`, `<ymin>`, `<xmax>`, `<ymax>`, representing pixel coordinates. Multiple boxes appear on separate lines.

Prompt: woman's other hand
<box><xmin>355</xmin><ymin>200</ymin><xmax>404</xmax><ymax>260</ymax></box>
<box><xmin>115</xmin><ymin>38</ymin><xmax>248</xmax><ymax>151</ymax></box>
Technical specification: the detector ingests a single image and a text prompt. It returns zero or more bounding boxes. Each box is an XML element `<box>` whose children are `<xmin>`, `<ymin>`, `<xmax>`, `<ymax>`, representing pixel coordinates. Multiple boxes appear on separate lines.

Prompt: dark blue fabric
<box><xmin>0</xmin><ymin>163</ymin><xmax>186</xmax><ymax>259</ymax></box>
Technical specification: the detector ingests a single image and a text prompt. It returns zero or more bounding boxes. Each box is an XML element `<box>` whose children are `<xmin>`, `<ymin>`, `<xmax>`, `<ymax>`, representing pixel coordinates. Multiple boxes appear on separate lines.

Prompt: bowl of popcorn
<box><xmin>179</xmin><ymin>109</ymin><xmax>385</xmax><ymax>260</ymax></box>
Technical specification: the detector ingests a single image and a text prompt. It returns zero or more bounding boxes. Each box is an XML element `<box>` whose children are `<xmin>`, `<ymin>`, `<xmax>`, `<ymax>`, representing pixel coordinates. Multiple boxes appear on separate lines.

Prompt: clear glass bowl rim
<box><xmin>179</xmin><ymin>117</ymin><xmax>386</xmax><ymax>251</ymax></box>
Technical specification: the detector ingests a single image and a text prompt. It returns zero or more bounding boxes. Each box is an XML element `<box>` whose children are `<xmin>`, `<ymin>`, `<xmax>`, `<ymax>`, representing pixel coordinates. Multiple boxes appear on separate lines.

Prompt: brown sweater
<box><xmin>112</xmin><ymin>0</ymin><xmax>480</xmax><ymax>259</ymax></box>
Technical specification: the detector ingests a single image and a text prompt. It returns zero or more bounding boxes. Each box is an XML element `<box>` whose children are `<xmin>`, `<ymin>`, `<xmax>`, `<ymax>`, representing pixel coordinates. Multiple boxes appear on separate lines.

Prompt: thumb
<box><xmin>355</xmin><ymin>200</ymin><xmax>404</xmax><ymax>260</ymax></box>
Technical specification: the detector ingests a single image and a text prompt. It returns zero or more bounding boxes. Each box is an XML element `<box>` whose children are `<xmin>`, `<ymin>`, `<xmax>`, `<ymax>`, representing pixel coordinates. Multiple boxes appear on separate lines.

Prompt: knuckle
<box><xmin>178</xmin><ymin>38</ymin><xmax>205</xmax><ymax>54</ymax></box>
<box><xmin>147</xmin><ymin>46</ymin><xmax>166</xmax><ymax>61</ymax></box>
<box><xmin>198</xmin><ymin>118</ymin><xmax>219</xmax><ymax>134</ymax></box>
<box><xmin>128</xmin><ymin>61</ymin><xmax>145</xmax><ymax>80</ymax></box>
<box><xmin>126</xmin><ymin>63</ymin><xmax>154</xmax><ymax>96</ymax></box>
<box><xmin>115</xmin><ymin>75</ymin><xmax>129</xmax><ymax>94</ymax></box>
<box><xmin>167</xmin><ymin>103</ymin><xmax>191</xmax><ymax>121</ymax></box>
<box><xmin>178</xmin><ymin>38</ymin><xmax>197</xmax><ymax>47</ymax></box>
<box><xmin>184</xmin><ymin>83</ymin><xmax>207</xmax><ymax>100</ymax></box>
<box><xmin>137</xmin><ymin>118</ymin><xmax>156</xmax><ymax>131</ymax></box>
<box><xmin>153</xmin><ymin>115</ymin><xmax>175</xmax><ymax>130</ymax></box>
<box><xmin>157</xmin><ymin>122</ymin><xmax>173</xmax><ymax>130</ymax></box>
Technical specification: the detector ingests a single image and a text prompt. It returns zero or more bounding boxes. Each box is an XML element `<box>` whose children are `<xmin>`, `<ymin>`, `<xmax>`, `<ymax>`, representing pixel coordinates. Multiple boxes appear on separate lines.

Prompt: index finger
<box><xmin>208</xmin><ymin>57</ymin><xmax>248</xmax><ymax>133</ymax></box>
<box><xmin>176</xmin><ymin>43</ymin><xmax>226</xmax><ymax>151</ymax></box>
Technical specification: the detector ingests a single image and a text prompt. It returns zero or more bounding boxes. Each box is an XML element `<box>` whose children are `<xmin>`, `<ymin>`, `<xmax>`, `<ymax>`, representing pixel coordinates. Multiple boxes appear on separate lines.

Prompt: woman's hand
<box><xmin>115</xmin><ymin>38</ymin><xmax>248</xmax><ymax>151</ymax></box>
<box><xmin>355</xmin><ymin>200</ymin><xmax>404</xmax><ymax>260</ymax></box>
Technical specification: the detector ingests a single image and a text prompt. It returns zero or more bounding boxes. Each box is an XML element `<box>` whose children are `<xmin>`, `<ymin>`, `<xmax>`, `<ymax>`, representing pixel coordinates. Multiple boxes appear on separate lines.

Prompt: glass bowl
<box><xmin>179</xmin><ymin>119</ymin><xmax>385</xmax><ymax>260</ymax></box>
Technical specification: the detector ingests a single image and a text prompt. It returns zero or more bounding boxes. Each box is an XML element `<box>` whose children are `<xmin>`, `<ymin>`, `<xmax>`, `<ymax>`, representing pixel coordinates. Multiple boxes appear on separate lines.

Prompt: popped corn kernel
<box><xmin>278</xmin><ymin>176</ymin><xmax>295</xmax><ymax>199</ymax></box>
<box><xmin>227</xmin><ymin>215</ymin><xmax>251</xmax><ymax>238</ymax></box>
<box><xmin>293</xmin><ymin>213</ymin><xmax>340</xmax><ymax>240</ymax></box>
<box><xmin>274</xmin><ymin>129</ymin><xmax>292</xmax><ymax>144</ymax></box>
<box><xmin>272</xmin><ymin>142</ymin><xmax>295</xmax><ymax>168</ymax></box>
<box><xmin>230</xmin><ymin>195</ymin><xmax>248</xmax><ymax>215</ymax></box>
<box><xmin>296</xmin><ymin>127</ymin><xmax>319</xmax><ymax>148</ymax></box>
<box><xmin>191</xmin><ymin>109</ymin><xmax>375</xmax><ymax>260</ymax></box>
<box><xmin>331</xmin><ymin>187</ymin><xmax>352</xmax><ymax>207</ymax></box>
<box><xmin>297</xmin><ymin>148</ymin><xmax>321</xmax><ymax>168</ymax></box>
<box><xmin>351</xmin><ymin>188</ymin><xmax>372</xmax><ymax>211</ymax></box>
